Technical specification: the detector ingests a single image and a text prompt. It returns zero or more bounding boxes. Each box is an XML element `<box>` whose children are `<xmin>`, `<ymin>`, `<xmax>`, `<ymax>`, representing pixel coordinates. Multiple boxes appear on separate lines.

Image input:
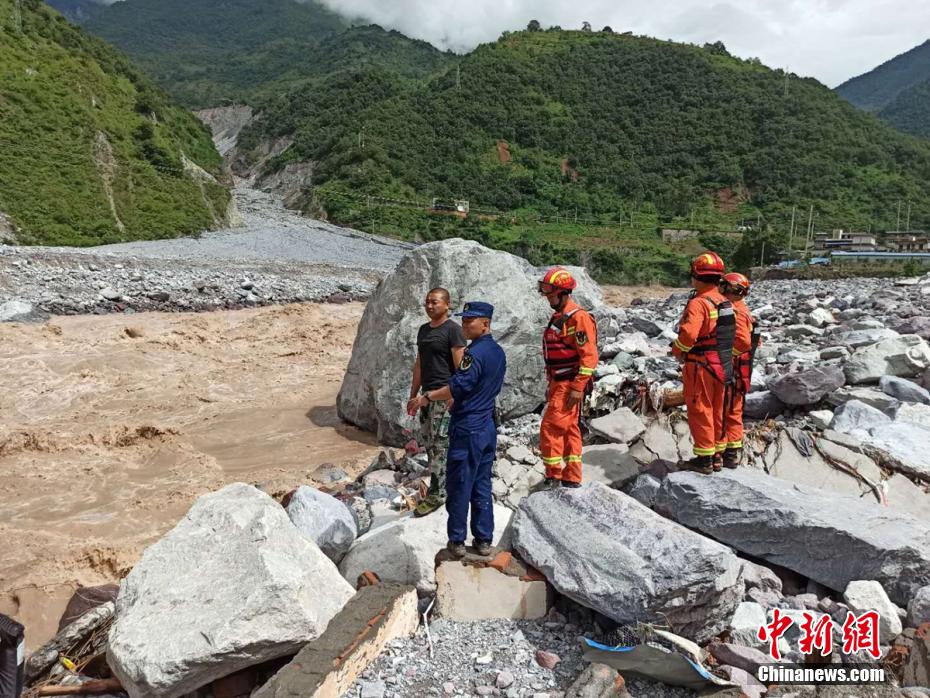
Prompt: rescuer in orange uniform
<box><xmin>538</xmin><ymin>267</ymin><xmax>599</xmax><ymax>489</ymax></box>
<box><xmin>671</xmin><ymin>253</ymin><xmax>737</xmax><ymax>474</ymax></box>
<box><xmin>719</xmin><ymin>272</ymin><xmax>758</xmax><ymax>469</ymax></box>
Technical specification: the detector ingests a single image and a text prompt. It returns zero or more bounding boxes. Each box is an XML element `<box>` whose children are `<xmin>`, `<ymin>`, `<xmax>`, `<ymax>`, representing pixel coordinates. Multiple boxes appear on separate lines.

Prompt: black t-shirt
<box><xmin>417</xmin><ymin>319</ymin><xmax>467</xmax><ymax>390</ymax></box>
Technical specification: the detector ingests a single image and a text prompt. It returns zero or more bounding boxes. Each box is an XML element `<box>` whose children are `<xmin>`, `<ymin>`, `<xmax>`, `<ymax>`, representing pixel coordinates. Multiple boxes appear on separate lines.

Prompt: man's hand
<box><xmin>406</xmin><ymin>396</ymin><xmax>421</xmax><ymax>417</ymax></box>
<box><xmin>566</xmin><ymin>389</ymin><xmax>584</xmax><ymax>408</ymax></box>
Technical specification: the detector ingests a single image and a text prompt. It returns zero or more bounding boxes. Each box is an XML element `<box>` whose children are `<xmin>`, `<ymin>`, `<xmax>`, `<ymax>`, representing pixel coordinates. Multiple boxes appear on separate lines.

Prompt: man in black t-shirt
<box><xmin>407</xmin><ymin>288</ymin><xmax>467</xmax><ymax>516</ymax></box>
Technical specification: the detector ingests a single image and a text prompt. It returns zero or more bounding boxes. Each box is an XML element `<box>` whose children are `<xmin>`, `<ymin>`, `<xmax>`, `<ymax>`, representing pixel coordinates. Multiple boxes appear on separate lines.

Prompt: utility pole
<box><xmin>456</xmin><ymin>65</ymin><xmax>461</xmax><ymax>90</ymax></box>
<box><xmin>760</xmin><ymin>241</ymin><xmax>766</xmax><ymax>267</ymax></box>
<box><xmin>906</xmin><ymin>201</ymin><xmax>912</xmax><ymax>231</ymax></box>
<box><xmin>896</xmin><ymin>200</ymin><xmax>902</xmax><ymax>232</ymax></box>
<box><xmin>787</xmin><ymin>205</ymin><xmax>797</xmax><ymax>262</ymax></box>
<box><xmin>805</xmin><ymin>204</ymin><xmax>814</xmax><ymax>255</ymax></box>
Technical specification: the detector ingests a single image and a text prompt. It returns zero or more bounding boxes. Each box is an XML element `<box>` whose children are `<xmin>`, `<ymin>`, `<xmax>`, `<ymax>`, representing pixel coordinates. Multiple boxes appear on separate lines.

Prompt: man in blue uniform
<box><xmin>412</xmin><ymin>301</ymin><xmax>506</xmax><ymax>558</ymax></box>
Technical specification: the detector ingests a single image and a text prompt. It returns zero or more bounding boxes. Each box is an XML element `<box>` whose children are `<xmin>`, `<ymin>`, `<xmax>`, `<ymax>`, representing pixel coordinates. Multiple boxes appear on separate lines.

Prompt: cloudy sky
<box><xmin>316</xmin><ymin>0</ymin><xmax>929</xmax><ymax>87</ymax></box>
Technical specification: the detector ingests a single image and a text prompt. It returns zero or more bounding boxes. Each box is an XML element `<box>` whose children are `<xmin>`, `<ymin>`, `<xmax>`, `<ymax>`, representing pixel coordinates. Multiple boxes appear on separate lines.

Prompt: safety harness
<box><xmin>733</xmin><ymin>316</ymin><xmax>761</xmax><ymax>392</ymax></box>
<box><xmin>682</xmin><ymin>297</ymin><xmax>736</xmax><ymax>384</ymax></box>
<box><xmin>543</xmin><ymin>307</ymin><xmax>588</xmax><ymax>381</ymax></box>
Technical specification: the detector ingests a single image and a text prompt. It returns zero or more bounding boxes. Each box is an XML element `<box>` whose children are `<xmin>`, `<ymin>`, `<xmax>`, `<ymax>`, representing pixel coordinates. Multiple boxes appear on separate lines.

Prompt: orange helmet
<box><xmin>690</xmin><ymin>252</ymin><xmax>725</xmax><ymax>279</ymax></box>
<box><xmin>539</xmin><ymin>266</ymin><xmax>577</xmax><ymax>293</ymax></box>
<box><xmin>721</xmin><ymin>272</ymin><xmax>750</xmax><ymax>296</ymax></box>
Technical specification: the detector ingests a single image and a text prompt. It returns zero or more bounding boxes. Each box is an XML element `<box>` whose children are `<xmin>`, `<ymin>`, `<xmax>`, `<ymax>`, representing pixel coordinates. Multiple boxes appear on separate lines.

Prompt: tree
<box><xmin>602</xmin><ymin>26</ymin><xmax>613</xmax><ymax>34</ymax></box>
<box><xmin>703</xmin><ymin>40</ymin><xmax>729</xmax><ymax>56</ymax></box>
<box><xmin>581</xmin><ymin>21</ymin><xmax>592</xmax><ymax>32</ymax></box>
<box><xmin>527</xmin><ymin>19</ymin><xmax>541</xmax><ymax>32</ymax></box>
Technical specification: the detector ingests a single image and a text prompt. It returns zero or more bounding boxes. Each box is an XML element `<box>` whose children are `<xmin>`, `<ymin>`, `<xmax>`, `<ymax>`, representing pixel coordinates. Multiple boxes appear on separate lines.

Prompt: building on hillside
<box><xmin>813</xmin><ymin>230</ymin><xmax>879</xmax><ymax>253</ymax></box>
<box><xmin>832</xmin><ymin>251</ymin><xmax>930</xmax><ymax>267</ymax></box>
<box><xmin>885</xmin><ymin>231</ymin><xmax>930</xmax><ymax>252</ymax></box>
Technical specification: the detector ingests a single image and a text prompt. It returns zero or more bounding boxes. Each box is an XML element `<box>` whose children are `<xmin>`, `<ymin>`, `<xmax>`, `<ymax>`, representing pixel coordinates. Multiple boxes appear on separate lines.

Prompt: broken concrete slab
<box><xmin>589</xmin><ymin>407</ymin><xmax>646</xmax><ymax>444</ymax></box>
<box><xmin>654</xmin><ymin>470</ymin><xmax>930</xmax><ymax>607</ymax></box>
<box><xmin>252</xmin><ymin>584</ymin><xmax>418</xmax><ymax>698</ymax></box>
<box><xmin>512</xmin><ymin>484</ymin><xmax>744</xmax><ymax>642</ymax></box>
<box><xmin>435</xmin><ymin>561</ymin><xmax>550</xmax><ymax>621</ymax></box>
<box><xmin>108</xmin><ymin>483</ymin><xmax>355</xmax><ymax>698</ymax></box>
<box><xmin>582</xmin><ymin>443</ymin><xmax>639</xmax><ymax>488</ymax></box>
<box><xmin>339</xmin><ymin>505</ymin><xmax>513</xmax><ymax>594</ymax></box>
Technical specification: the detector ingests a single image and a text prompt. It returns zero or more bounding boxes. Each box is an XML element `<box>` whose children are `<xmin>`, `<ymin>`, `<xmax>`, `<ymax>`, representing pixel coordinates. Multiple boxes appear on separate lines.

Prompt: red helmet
<box><xmin>690</xmin><ymin>252</ymin><xmax>725</xmax><ymax>278</ymax></box>
<box><xmin>722</xmin><ymin>272</ymin><xmax>750</xmax><ymax>296</ymax></box>
<box><xmin>539</xmin><ymin>266</ymin><xmax>577</xmax><ymax>293</ymax></box>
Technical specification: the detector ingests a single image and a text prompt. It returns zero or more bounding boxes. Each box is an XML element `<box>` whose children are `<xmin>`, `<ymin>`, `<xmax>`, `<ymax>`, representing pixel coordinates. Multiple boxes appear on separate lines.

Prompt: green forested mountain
<box><xmin>83</xmin><ymin>0</ymin><xmax>348</xmax><ymax>107</ymax></box>
<box><xmin>0</xmin><ymin>0</ymin><xmax>229</xmax><ymax>245</ymax></box>
<box><xmin>83</xmin><ymin>0</ymin><xmax>452</xmax><ymax>107</ymax></box>
<box><xmin>44</xmin><ymin>0</ymin><xmax>102</xmax><ymax>23</ymax></box>
<box><xmin>836</xmin><ymin>40</ymin><xmax>930</xmax><ymax>113</ymax></box>
<box><xmin>239</xmin><ymin>29</ymin><xmax>930</xmax><ymax>272</ymax></box>
<box><xmin>877</xmin><ymin>78</ymin><xmax>930</xmax><ymax>138</ymax></box>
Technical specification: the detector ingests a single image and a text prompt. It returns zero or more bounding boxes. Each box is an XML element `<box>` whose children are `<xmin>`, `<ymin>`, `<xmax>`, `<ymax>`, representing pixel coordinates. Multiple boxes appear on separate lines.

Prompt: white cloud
<box><xmin>317</xmin><ymin>0</ymin><xmax>930</xmax><ymax>86</ymax></box>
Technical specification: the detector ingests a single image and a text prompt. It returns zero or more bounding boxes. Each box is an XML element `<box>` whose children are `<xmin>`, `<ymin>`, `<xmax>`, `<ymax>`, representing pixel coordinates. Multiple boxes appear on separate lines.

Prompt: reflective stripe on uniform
<box><xmin>541</xmin><ymin>456</ymin><xmax>563</xmax><ymax>464</ymax></box>
<box><xmin>578</xmin><ymin>366</ymin><xmax>594</xmax><ymax>376</ymax></box>
<box><xmin>727</xmin><ymin>440</ymin><xmax>743</xmax><ymax>449</ymax></box>
<box><xmin>715</xmin><ymin>443</ymin><xmax>728</xmax><ymax>452</ymax></box>
<box><xmin>674</xmin><ymin>338</ymin><xmax>692</xmax><ymax>352</ymax></box>
<box><xmin>693</xmin><ymin>446</ymin><xmax>716</xmax><ymax>456</ymax></box>
<box><xmin>565</xmin><ymin>455</ymin><xmax>582</xmax><ymax>463</ymax></box>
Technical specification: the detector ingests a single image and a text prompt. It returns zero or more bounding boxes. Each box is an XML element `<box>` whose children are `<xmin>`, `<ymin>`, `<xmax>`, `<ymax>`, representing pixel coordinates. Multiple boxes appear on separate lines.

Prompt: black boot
<box><xmin>712</xmin><ymin>454</ymin><xmax>723</xmax><ymax>472</ymax></box>
<box><xmin>681</xmin><ymin>455</ymin><xmax>714</xmax><ymax>475</ymax></box>
<box><xmin>722</xmin><ymin>448</ymin><xmax>742</xmax><ymax>469</ymax></box>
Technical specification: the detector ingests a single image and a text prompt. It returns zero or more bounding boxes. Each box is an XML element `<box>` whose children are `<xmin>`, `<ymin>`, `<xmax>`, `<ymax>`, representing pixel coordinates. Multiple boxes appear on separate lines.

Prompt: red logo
<box><xmin>757</xmin><ymin>608</ymin><xmax>794</xmax><ymax>661</ymax></box>
<box><xmin>842</xmin><ymin>610</ymin><xmax>881</xmax><ymax>660</ymax></box>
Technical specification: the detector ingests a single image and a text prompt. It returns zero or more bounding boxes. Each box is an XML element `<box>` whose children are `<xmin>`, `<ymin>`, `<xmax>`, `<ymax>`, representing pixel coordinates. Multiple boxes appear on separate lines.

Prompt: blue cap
<box><xmin>455</xmin><ymin>301</ymin><xmax>494</xmax><ymax>319</ymax></box>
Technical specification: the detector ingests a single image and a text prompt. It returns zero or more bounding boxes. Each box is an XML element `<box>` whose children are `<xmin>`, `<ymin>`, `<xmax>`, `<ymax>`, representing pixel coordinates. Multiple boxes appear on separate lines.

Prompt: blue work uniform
<box><xmin>446</xmin><ymin>333</ymin><xmax>507</xmax><ymax>545</ymax></box>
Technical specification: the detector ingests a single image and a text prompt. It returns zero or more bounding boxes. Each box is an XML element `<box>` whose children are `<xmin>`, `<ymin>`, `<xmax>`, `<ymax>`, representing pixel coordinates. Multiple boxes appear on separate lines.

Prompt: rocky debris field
<box><xmin>15</xmin><ymin>240</ymin><xmax>930</xmax><ymax>697</ymax></box>
<box><xmin>0</xmin><ymin>187</ymin><xmax>415</xmax><ymax>320</ymax></box>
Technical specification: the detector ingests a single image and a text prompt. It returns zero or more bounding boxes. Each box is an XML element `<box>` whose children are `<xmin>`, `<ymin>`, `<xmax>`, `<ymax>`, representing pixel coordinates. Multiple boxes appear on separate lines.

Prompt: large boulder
<box><xmin>511</xmin><ymin>484</ymin><xmax>744</xmax><ymax>642</ymax></box>
<box><xmin>286</xmin><ymin>486</ymin><xmax>358</xmax><ymax>563</ymax></box>
<box><xmin>864</xmin><ymin>422</ymin><xmax>930</xmax><ymax>481</ymax></box>
<box><xmin>654</xmin><ymin>470</ymin><xmax>930</xmax><ymax>606</ymax></box>
<box><xmin>336</xmin><ymin>239</ymin><xmax>601</xmax><ymax>444</ymax></box>
<box><xmin>769</xmin><ymin>365</ymin><xmax>845</xmax><ymax>406</ymax></box>
<box><xmin>844</xmin><ymin>335</ymin><xmax>930</xmax><ymax>385</ymax></box>
<box><xmin>881</xmin><ymin>376</ymin><xmax>930</xmax><ymax>405</ymax></box>
<box><xmin>743</xmin><ymin>391</ymin><xmax>786</xmax><ymax>419</ymax></box>
<box><xmin>339</xmin><ymin>504</ymin><xmax>514</xmax><ymax>593</ymax></box>
<box><xmin>829</xmin><ymin>400</ymin><xmax>891</xmax><ymax>439</ymax></box>
<box><xmin>107</xmin><ymin>484</ymin><xmax>355</xmax><ymax>698</ymax></box>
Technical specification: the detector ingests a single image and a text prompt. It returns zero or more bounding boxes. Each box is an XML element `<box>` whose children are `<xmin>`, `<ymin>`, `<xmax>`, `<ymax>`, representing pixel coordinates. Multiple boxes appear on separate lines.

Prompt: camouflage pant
<box><xmin>419</xmin><ymin>399</ymin><xmax>450</xmax><ymax>499</ymax></box>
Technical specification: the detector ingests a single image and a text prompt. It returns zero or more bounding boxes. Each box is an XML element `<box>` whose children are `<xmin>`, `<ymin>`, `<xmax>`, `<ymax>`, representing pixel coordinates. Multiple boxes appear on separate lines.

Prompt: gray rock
<box><xmin>743</xmin><ymin>391</ymin><xmax>786</xmax><ymax>419</ymax></box>
<box><xmin>286</xmin><ymin>485</ymin><xmax>358</xmax><ymax>563</ymax></box>
<box><xmin>784</xmin><ymin>324</ymin><xmax>824</xmax><ymax>338</ymax></box>
<box><xmin>99</xmin><ymin>286</ymin><xmax>121</xmax><ymax>301</ymax></box>
<box><xmin>885</xmin><ymin>474</ymin><xmax>930</xmax><ymax>524</ymax></box>
<box><xmin>865</xmin><ymin>423</ymin><xmax>930</xmax><ymax>480</ymax></box>
<box><xmin>708</xmin><ymin>643</ymin><xmax>771</xmax><ymax>675</ymax></box>
<box><xmin>809</xmin><ymin>410</ymin><xmax>834</xmax><ymax>430</ymax></box>
<box><xmin>843</xmin><ymin>580</ymin><xmax>903</xmax><ymax>643</ymax></box>
<box><xmin>654</xmin><ymin>469</ymin><xmax>930</xmax><ymax>607</ymax></box>
<box><xmin>881</xmin><ymin>376</ymin><xmax>930</xmax><ymax>405</ymax></box>
<box><xmin>907</xmin><ymin>585</ymin><xmax>930</xmax><ymax>628</ymax></box>
<box><xmin>629</xmin><ymin>316</ymin><xmax>665</xmax><ymax>337</ymax></box>
<box><xmin>107</xmin><ymin>483</ymin><xmax>354</xmax><ymax>698</ymax></box>
<box><xmin>830</xmin><ymin>400</ymin><xmax>892</xmax><ymax>439</ymax></box>
<box><xmin>808</xmin><ymin>307</ymin><xmax>836</xmax><ymax>328</ymax></box>
<box><xmin>820</xmin><ymin>346</ymin><xmax>850</xmax><ymax>360</ymax></box>
<box><xmin>845</xmin><ymin>335</ymin><xmax>930</xmax><ymax>384</ymax></box>
<box><xmin>897</xmin><ymin>403</ymin><xmax>930</xmax><ymax>429</ymax></box>
<box><xmin>512</xmin><ymin>483</ymin><xmax>744</xmax><ymax>642</ymax></box>
<box><xmin>339</xmin><ymin>505</ymin><xmax>513</xmax><ymax>593</ymax></box>
<box><xmin>589</xmin><ymin>407</ymin><xmax>646</xmax><ymax>444</ymax></box>
<box><xmin>764</xmin><ymin>430</ymin><xmax>870</xmax><ymax>499</ymax></box>
<box><xmin>831</xmin><ymin>327</ymin><xmax>900</xmax><ymax>348</ymax></box>
<box><xmin>769</xmin><ymin>365</ymin><xmax>845</xmax><ymax>406</ymax></box>
<box><xmin>581</xmin><ymin>443</ymin><xmax>639</xmax><ymax>488</ymax></box>
<box><xmin>627</xmin><ymin>474</ymin><xmax>661</xmax><ymax>508</ymax></box>
<box><xmin>0</xmin><ymin>300</ymin><xmax>33</xmax><ymax>322</ymax></box>
<box><xmin>894</xmin><ymin>317</ymin><xmax>930</xmax><ymax>340</ymax></box>
<box><xmin>828</xmin><ymin>386</ymin><xmax>901</xmax><ymax>414</ymax></box>
<box><xmin>729</xmin><ymin>601</ymin><xmax>767</xmax><ymax>649</ymax></box>
<box><xmin>336</xmin><ymin>239</ymin><xmax>600</xmax><ymax>444</ymax></box>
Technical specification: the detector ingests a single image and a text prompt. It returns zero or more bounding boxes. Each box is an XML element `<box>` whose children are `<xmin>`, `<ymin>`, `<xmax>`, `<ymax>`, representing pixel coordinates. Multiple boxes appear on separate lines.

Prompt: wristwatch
<box><xmin>424</xmin><ymin>392</ymin><xmax>432</xmax><ymax>403</ymax></box>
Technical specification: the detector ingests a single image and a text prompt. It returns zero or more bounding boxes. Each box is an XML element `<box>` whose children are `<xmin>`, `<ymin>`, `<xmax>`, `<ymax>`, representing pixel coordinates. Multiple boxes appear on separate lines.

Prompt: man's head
<box><xmin>720</xmin><ymin>272</ymin><xmax>750</xmax><ymax>301</ymax></box>
<box><xmin>538</xmin><ymin>267</ymin><xmax>576</xmax><ymax>310</ymax></box>
<box><xmin>689</xmin><ymin>252</ymin><xmax>725</xmax><ymax>290</ymax></box>
<box><xmin>424</xmin><ymin>287</ymin><xmax>451</xmax><ymax>321</ymax></box>
<box><xmin>455</xmin><ymin>301</ymin><xmax>494</xmax><ymax>340</ymax></box>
